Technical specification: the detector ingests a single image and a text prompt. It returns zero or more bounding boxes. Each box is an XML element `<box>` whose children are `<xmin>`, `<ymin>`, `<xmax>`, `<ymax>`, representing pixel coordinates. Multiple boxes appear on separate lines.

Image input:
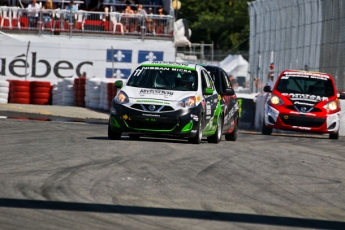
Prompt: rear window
<box><xmin>127</xmin><ymin>66</ymin><xmax>198</xmax><ymax>91</ymax></box>
<box><xmin>275</xmin><ymin>74</ymin><xmax>334</xmax><ymax>97</ymax></box>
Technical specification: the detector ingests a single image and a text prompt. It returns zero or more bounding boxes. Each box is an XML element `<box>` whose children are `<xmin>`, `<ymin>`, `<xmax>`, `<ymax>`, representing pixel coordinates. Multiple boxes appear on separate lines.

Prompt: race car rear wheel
<box><xmin>225</xmin><ymin>118</ymin><xmax>238</xmax><ymax>141</ymax></box>
<box><xmin>188</xmin><ymin>116</ymin><xmax>203</xmax><ymax>144</ymax></box>
<box><xmin>207</xmin><ymin>116</ymin><xmax>223</xmax><ymax>143</ymax></box>
<box><xmin>329</xmin><ymin>132</ymin><xmax>339</xmax><ymax>140</ymax></box>
<box><xmin>261</xmin><ymin>119</ymin><xmax>272</xmax><ymax>135</ymax></box>
<box><xmin>108</xmin><ymin>123</ymin><xmax>122</xmax><ymax>140</ymax></box>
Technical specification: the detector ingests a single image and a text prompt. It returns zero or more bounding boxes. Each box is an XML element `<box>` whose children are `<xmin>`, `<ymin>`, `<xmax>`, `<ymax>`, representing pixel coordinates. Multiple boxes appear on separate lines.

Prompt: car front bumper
<box><xmin>109</xmin><ymin>103</ymin><xmax>202</xmax><ymax>137</ymax></box>
<box><xmin>264</xmin><ymin>104</ymin><xmax>340</xmax><ymax>134</ymax></box>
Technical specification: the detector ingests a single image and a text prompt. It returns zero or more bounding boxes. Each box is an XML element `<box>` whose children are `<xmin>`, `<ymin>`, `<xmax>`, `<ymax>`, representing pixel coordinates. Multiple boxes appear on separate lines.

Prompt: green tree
<box><xmin>178</xmin><ymin>0</ymin><xmax>253</xmax><ymax>52</ymax></box>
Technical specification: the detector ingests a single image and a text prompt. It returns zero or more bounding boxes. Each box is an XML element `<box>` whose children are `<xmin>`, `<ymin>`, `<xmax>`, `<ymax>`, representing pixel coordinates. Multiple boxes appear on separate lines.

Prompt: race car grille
<box><xmin>279</xmin><ymin>114</ymin><xmax>325</xmax><ymax>127</ymax></box>
<box><xmin>125</xmin><ymin>119</ymin><xmax>177</xmax><ymax>130</ymax></box>
<box><xmin>130</xmin><ymin>104</ymin><xmax>174</xmax><ymax>112</ymax></box>
<box><xmin>285</xmin><ymin>105</ymin><xmax>322</xmax><ymax>113</ymax></box>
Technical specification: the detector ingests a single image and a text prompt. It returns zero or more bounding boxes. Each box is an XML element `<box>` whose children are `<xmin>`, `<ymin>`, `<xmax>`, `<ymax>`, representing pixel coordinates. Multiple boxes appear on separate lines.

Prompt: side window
<box><xmin>202</xmin><ymin>70</ymin><xmax>215</xmax><ymax>90</ymax></box>
<box><xmin>222</xmin><ymin>71</ymin><xmax>232</xmax><ymax>88</ymax></box>
<box><xmin>201</xmin><ymin>70</ymin><xmax>208</xmax><ymax>89</ymax></box>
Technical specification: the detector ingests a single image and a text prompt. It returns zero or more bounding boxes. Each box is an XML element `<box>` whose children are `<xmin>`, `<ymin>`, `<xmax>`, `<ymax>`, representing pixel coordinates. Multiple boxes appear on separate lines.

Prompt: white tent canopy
<box><xmin>219</xmin><ymin>54</ymin><xmax>249</xmax><ymax>79</ymax></box>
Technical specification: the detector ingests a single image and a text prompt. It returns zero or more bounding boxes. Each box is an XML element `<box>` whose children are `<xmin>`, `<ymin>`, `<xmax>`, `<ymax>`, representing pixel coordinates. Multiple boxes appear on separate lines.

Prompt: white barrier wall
<box><xmin>0</xmin><ymin>34</ymin><xmax>175</xmax><ymax>85</ymax></box>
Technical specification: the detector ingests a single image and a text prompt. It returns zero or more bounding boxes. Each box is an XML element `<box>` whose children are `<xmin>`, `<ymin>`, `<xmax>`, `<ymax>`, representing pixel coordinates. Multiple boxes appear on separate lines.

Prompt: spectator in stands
<box><xmin>123</xmin><ymin>4</ymin><xmax>134</xmax><ymax>32</ymax></box>
<box><xmin>80</xmin><ymin>72</ymin><xmax>87</xmax><ymax>78</ymax></box>
<box><xmin>124</xmin><ymin>4</ymin><xmax>134</xmax><ymax>14</ymax></box>
<box><xmin>146</xmin><ymin>7</ymin><xmax>154</xmax><ymax>34</ymax></box>
<box><xmin>156</xmin><ymin>6</ymin><xmax>165</xmax><ymax>34</ymax></box>
<box><xmin>42</xmin><ymin>0</ymin><xmax>55</xmax><ymax>29</ymax></box>
<box><xmin>27</xmin><ymin>0</ymin><xmax>41</xmax><ymax>28</ymax></box>
<box><xmin>133</xmin><ymin>4</ymin><xmax>147</xmax><ymax>32</ymax></box>
<box><xmin>65</xmin><ymin>0</ymin><xmax>78</xmax><ymax>29</ymax></box>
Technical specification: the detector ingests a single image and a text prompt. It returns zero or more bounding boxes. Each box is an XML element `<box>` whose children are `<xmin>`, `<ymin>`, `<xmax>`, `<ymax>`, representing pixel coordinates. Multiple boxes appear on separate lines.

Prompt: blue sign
<box><xmin>138</xmin><ymin>50</ymin><xmax>164</xmax><ymax>63</ymax></box>
<box><xmin>106</xmin><ymin>68</ymin><xmax>131</xmax><ymax>79</ymax></box>
<box><xmin>106</xmin><ymin>49</ymin><xmax>132</xmax><ymax>63</ymax></box>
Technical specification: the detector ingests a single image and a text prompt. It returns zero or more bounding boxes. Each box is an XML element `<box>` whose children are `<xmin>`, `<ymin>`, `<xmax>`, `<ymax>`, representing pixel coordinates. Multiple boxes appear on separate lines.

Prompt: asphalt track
<box><xmin>0</xmin><ymin>104</ymin><xmax>345</xmax><ymax>230</ymax></box>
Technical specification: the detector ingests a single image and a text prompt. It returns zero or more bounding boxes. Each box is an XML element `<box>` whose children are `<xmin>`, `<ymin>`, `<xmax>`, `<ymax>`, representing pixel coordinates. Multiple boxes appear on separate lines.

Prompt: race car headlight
<box><xmin>269</xmin><ymin>95</ymin><xmax>284</xmax><ymax>105</ymax></box>
<box><xmin>177</xmin><ymin>96</ymin><xmax>197</xmax><ymax>108</ymax></box>
<box><xmin>324</xmin><ymin>100</ymin><xmax>339</xmax><ymax>111</ymax></box>
<box><xmin>115</xmin><ymin>91</ymin><xmax>129</xmax><ymax>104</ymax></box>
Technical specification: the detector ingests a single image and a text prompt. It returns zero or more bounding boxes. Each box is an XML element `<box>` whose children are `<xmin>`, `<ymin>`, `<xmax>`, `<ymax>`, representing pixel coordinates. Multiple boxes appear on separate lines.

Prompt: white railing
<box><xmin>0</xmin><ymin>6</ymin><xmax>174</xmax><ymax>39</ymax></box>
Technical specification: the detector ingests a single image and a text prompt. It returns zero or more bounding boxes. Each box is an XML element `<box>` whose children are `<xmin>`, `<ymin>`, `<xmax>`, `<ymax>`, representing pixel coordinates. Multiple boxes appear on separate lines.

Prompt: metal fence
<box><xmin>0</xmin><ymin>6</ymin><xmax>174</xmax><ymax>39</ymax></box>
<box><xmin>248</xmin><ymin>0</ymin><xmax>345</xmax><ymax>93</ymax></box>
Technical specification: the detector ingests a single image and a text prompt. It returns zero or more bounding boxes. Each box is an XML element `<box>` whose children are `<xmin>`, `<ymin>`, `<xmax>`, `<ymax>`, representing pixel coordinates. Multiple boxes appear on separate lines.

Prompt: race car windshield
<box><xmin>276</xmin><ymin>75</ymin><xmax>334</xmax><ymax>97</ymax></box>
<box><xmin>127</xmin><ymin>67</ymin><xmax>198</xmax><ymax>91</ymax></box>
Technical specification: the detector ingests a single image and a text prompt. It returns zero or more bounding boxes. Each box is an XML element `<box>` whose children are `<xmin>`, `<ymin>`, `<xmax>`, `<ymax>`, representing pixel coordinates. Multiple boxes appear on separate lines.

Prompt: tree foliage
<box><xmin>178</xmin><ymin>0</ymin><xmax>253</xmax><ymax>52</ymax></box>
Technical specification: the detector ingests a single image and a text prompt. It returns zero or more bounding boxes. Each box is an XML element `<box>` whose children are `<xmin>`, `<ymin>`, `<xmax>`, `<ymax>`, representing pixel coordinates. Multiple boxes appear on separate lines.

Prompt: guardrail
<box><xmin>0</xmin><ymin>6</ymin><xmax>174</xmax><ymax>39</ymax></box>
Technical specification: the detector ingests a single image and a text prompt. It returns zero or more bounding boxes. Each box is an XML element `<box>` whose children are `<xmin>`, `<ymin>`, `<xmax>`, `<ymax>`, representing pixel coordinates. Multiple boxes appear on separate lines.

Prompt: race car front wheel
<box><xmin>329</xmin><ymin>132</ymin><xmax>339</xmax><ymax>140</ymax></box>
<box><xmin>188</xmin><ymin>116</ymin><xmax>203</xmax><ymax>144</ymax></box>
<box><xmin>208</xmin><ymin>116</ymin><xmax>223</xmax><ymax>143</ymax></box>
<box><xmin>108</xmin><ymin>122</ymin><xmax>122</xmax><ymax>140</ymax></box>
<box><xmin>261</xmin><ymin>118</ymin><xmax>272</xmax><ymax>135</ymax></box>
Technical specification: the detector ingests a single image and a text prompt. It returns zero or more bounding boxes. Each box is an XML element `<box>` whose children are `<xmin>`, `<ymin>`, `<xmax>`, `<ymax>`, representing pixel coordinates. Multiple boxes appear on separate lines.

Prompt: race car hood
<box><xmin>279</xmin><ymin>92</ymin><xmax>331</xmax><ymax>106</ymax></box>
<box><xmin>122</xmin><ymin>86</ymin><xmax>197</xmax><ymax>102</ymax></box>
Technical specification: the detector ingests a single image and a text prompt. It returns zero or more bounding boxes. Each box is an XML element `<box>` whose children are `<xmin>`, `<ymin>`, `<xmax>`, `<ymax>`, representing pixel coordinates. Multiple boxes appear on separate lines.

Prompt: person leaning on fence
<box><xmin>64</xmin><ymin>0</ymin><xmax>78</xmax><ymax>29</ymax></box>
<box><xmin>27</xmin><ymin>0</ymin><xmax>41</xmax><ymax>28</ymax></box>
<box><xmin>134</xmin><ymin>4</ymin><xmax>147</xmax><ymax>32</ymax></box>
<box><xmin>146</xmin><ymin>7</ymin><xmax>154</xmax><ymax>34</ymax></box>
<box><xmin>42</xmin><ymin>0</ymin><xmax>55</xmax><ymax>29</ymax></box>
<box><xmin>156</xmin><ymin>6</ymin><xmax>166</xmax><ymax>34</ymax></box>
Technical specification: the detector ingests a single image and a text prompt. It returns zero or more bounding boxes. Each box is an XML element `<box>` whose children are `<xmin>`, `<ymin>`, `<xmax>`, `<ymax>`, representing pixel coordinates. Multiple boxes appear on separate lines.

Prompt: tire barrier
<box><xmin>74</xmin><ymin>78</ymin><xmax>86</xmax><ymax>107</ymax></box>
<box><xmin>107</xmin><ymin>82</ymin><xmax>118</xmax><ymax>110</ymax></box>
<box><xmin>52</xmin><ymin>82</ymin><xmax>63</xmax><ymax>105</ymax></box>
<box><xmin>62</xmin><ymin>78</ymin><xmax>75</xmax><ymax>106</ymax></box>
<box><xmin>30</xmin><ymin>81</ymin><xmax>52</xmax><ymax>105</ymax></box>
<box><xmin>85</xmin><ymin>78</ymin><xmax>101</xmax><ymax>109</ymax></box>
<box><xmin>8</xmin><ymin>80</ymin><xmax>31</xmax><ymax>104</ymax></box>
<box><xmin>100</xmin><ymin>81</ymin><xmax>109</xmax><ymax>111</ymax></box>
<box><xmin>0</xmin><ymin>80</ymin><xmax>10</xmax><ymax>104</ymax></box>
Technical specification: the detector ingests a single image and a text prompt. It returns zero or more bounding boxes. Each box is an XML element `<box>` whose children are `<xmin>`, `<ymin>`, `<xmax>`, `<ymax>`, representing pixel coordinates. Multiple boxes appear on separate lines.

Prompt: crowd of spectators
<box><xmin>1</xmin><ymin>0</ymin><xmax>169</xmax><ymax>34</ymax></box>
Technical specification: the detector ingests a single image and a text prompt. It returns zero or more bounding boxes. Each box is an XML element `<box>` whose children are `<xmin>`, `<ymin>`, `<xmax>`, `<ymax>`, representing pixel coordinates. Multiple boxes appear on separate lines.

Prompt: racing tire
<box><xmin>207</xmin><ymin>116</ymin><xmax>222</xmax><ymax>143</ymax></box>
<box><xmin>329</xmin><ymin>132</ymin><xmax>339</xmax><ymax>140</ymax></box>
<box><xmin>188</xmin><ymin>116</ymin><xmax>203</xmax><ymax>144</ymax></box>
<box><xmin>108</xmin><ymin>123</ymin><xmax>121</xmax><ymax>140</ymax></box>
<box><xmin>261</xmin><ymin>119</ymin><xmax>272</xmax><ymax>135</ymax></box>
<box><xmin>128</xmin><ymin>134</ymin><xmax>141</xmax><ymax>140</ymax></box>
<box><xmin>225</xmin><ymin>119</ymin><xmax>238</xmax><ymax>141</ymax></box>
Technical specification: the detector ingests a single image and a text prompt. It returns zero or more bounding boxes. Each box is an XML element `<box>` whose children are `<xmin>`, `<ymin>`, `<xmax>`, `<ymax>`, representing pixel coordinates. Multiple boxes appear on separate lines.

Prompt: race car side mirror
<box><xmin>114</xmin><ymin>80</ymin><xmax>123</xmax><ymax>89</ymax></box>
<box><xmin>263</xmin><ymin>85</ymin><xmax>272</xmax><ymax>93</ymax></box>
<box><xmin>203</xmin><ymin>87</ymin><xmax>213</xmax><ymax>95</ymax></box>
<box><xmin>339</xmin><ymin>93</ymin><xmax>345</xmax><ymax>100</ymax></box>
<box><xmin>223</xmin><ymin>88</ymin><xmax>235</xmax><ymax>96</ymax></box>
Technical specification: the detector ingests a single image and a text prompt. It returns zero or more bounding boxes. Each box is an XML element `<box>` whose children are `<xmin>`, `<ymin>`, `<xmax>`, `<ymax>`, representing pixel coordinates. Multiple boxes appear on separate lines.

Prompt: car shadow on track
<box><xmin>240</xmin><ymin>130</ymin><xmax>335</xmax><ymax>140</ymax></box>
<box><xmin>87</xmin><ymin>135</ymin><xmax>210</xmax><ymax>144</ymax></box>
<box><xmin>0</xmin><ymin>198</ymin><xmax>343</xmax><ymax>229</ymax></box>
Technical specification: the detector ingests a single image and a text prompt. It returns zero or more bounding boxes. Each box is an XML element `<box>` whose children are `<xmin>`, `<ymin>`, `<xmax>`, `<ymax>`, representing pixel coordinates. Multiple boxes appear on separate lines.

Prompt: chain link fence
<box><xmin>248</xmin><ymin>0</ymin><xmax>345</xmax><ymax>93</ymax></box>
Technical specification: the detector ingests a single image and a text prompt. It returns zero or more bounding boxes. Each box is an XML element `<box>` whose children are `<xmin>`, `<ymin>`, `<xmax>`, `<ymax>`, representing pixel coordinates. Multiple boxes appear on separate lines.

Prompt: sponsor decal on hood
<box><xmin>282</xmin><ymin>93</ymin><xmax>328</xmax><ymax>102</ymax></box>
<box><xmin>122</xmin><ymin>87</ymin><xmax>197</xmax><ymax>101</ymax></box>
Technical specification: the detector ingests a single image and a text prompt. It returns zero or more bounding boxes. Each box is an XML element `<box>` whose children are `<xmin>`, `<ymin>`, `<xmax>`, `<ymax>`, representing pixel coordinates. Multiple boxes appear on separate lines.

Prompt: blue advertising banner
<box><xmin>106</xmin><ymin>68</ymin><xmax>132</xmax><ymax>79</ymax></box>
<box><xmin>106</xmin><ymin>49</ymin><xmax>132</xmax><ymax>63</ymax></box>
<box><xmin>138</xmin><ymin>51</ymin><xmax>164</xmax><ymax>63</ymax></box>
